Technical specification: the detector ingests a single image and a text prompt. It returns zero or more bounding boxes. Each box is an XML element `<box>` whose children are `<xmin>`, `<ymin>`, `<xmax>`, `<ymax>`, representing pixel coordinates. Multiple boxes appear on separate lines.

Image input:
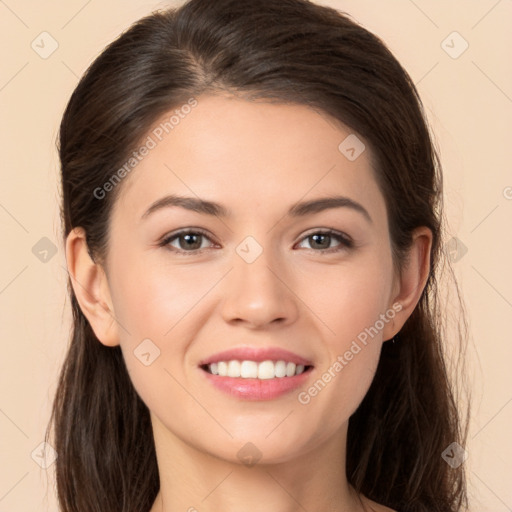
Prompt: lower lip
<box><xmin>200</xmin><ymin>367</ymin><xmax>313</xmax><ymax>401</ymax></box>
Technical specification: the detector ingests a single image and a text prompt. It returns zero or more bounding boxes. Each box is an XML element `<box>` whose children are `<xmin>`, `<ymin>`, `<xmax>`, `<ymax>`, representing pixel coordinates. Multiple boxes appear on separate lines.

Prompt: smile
<box><xmin>202</xmin><ymin>360</ymin><xmax>310</xmax><ymax>379</ymax></box>
<box><xmin>198</xmin><ymin>346</ymin><xmax>315</xmax><ymax>400</ymax></box>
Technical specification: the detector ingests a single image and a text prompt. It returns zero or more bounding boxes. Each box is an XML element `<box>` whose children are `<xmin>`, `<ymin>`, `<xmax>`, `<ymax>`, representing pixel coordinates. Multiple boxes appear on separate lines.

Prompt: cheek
<box><xmin>298</xmin><ymin>347</ymin><xmax>380</xmax><ymax>444</ymax></box>
<box><xmin>297</xmin><ymin>284</ymin><xmax>387</xmax><ymax>434</ymax></box>
<box><xmin>109</xmin><ymin>256</ymin><xmax>220</xmax><ymax>341</ymax></box>
<box><xmin>294</xmin><ymin>255</ymin><xmax>391</xmax><ymax>415</ymax></box>
<box><xmin>108</xmin><ymin>257</ymin><xmax>221</xmax><ymax>399</ymax></box>
<box><xmin>296</xmin><ymin>254</ymin><xmax>393</xmax><ymax>345</ymax></box>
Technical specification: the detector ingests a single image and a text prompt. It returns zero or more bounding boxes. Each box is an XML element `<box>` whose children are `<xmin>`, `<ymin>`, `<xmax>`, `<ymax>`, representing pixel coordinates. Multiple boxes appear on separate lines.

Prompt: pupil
<box><xmin>311</xmin><ymin>234</ymin><xmax>330</xmax><ymax>249</ymax></box>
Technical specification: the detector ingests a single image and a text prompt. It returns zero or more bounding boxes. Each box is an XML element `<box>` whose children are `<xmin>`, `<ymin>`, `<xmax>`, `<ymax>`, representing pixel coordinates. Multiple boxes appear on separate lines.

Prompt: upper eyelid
<box><xmin>300</xmin><ymin>227</ymin><xmax>351</xmax><ymax>239</ymax></box>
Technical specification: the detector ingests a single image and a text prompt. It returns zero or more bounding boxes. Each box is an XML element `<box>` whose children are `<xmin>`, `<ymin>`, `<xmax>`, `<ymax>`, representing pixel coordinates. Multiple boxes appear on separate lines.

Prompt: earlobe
<box><xmin>65</xmin><ymin>227</ymin><xmax>120</xmax><ymax>347</ymax></box>
<box><xmin>383</xmin><ymin>226</ymin><xmax>433</xmax><ymax>341</ymax></box>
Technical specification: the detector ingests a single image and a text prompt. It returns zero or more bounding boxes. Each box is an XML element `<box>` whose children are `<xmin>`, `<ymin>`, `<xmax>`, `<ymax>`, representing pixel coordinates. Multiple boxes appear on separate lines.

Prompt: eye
<box><xmin>160</xmin><ymin>229</ymin><xmax>216</xmax><ymax>254</ymax></box>
<box><xmin>296</xmin><ymin>230</ymin><xmax>353</xmax><ymax>252</ymax></box>
<box><xmin>159</xmin><ymin>228</ymin><xmax>353</xmax><ymax>255</ymax></box>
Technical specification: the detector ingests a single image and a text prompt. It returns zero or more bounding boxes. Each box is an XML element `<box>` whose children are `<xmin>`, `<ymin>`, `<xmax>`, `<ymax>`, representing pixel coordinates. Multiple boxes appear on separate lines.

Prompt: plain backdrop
<box><xmin>0</xmin><ymin>1</ymin><xmax>511</xmax><ymax>511</ymax></box>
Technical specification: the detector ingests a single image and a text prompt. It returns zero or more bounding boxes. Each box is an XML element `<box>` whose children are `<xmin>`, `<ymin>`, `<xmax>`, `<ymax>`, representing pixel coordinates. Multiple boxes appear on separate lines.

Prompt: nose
<box><xmin>220</xmin><ymin>246</ymin><xmax>300</xmax><ymax>329</ymax></box>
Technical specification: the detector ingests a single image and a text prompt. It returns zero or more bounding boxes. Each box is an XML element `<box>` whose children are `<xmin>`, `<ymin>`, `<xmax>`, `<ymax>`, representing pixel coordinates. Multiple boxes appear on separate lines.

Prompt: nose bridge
<box><xmin>220</xmin><ymin>235</ymin><xmax>299</xmax><ymax>327</ymax></box>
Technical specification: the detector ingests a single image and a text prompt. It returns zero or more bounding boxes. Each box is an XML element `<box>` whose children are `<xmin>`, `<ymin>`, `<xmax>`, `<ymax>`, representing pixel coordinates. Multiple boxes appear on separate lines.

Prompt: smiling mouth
<box><xmin>200</xmin><ymin>360</ymin><xmax>314</xmax><ymax>379</ymax></box>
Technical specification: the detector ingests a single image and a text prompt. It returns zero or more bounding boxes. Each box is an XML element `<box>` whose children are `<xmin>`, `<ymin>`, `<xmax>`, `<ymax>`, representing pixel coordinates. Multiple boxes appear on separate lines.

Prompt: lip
<box><xmin>198</xmin><ymin>346</ymin><xmax>313</xmax><ymax>366</ymax></box>
<box><xmin>198</xmin><ymin>346</ymin><xmax>314</xmax><ymax>401</ymax></box>
<box><xmin>200</xmin><ymin>366</ymin><xmax>314</xmax><ymax>401</ymax></box>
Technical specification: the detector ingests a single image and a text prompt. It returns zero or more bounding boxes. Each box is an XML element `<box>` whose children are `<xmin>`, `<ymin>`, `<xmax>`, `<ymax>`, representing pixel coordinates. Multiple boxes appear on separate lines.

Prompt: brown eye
<box><xmin>297</xmin><ymin>230</ymin><xmax>353</xmax><ymax>252</ymax></box>
<box><xmin>309</xmin><ymin>233</ymin><xmax>332</xmax><ymax>250</ymax></box>
<box><xmin>176</xmin><ymin>233</ymin><xmax>204</xmax><ymax>250</ymax></box>
<box><xmin>161</xmin><ymin>229</ymin><xmax>215</xmax><ymax>254</ymax></box>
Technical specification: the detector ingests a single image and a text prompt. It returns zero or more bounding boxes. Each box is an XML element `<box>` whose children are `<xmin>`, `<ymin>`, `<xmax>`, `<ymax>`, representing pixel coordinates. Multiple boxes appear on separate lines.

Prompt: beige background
<box><xmin>0</xmin><ymin>1</ymin><xmax>511</xmax><ymax>510</ymax></box>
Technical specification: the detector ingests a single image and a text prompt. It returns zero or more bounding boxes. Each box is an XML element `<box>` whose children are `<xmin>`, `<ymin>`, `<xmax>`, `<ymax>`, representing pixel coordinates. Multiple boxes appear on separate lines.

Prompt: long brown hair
<box><xmin>46</xmin><ymin>0</ymin><xmax>470</xmax><ymax>510</ymax></box>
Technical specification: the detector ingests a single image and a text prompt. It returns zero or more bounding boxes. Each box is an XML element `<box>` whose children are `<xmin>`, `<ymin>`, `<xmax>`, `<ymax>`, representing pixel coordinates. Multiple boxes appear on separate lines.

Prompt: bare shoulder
<box><xmin>370</xmin><ymin>504</ymin><xmax>397</xmax><ymax>512</ymax></box>
<box><xmin>374</xmin><ymin>505</ymin><xmax>397</xmax><ymax>512</ymax></box>
<box><xmin>364</xmin><ymin>496</ymin><xmax>397</xmax><ymax>512</ymax></box>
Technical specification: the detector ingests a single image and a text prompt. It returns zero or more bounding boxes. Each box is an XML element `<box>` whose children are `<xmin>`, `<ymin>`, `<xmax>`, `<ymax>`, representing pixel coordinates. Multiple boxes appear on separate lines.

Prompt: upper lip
<box><xmin>199</xmin><ymin>346</ymin><xmax>314</xmax><ymax>367</ymax></box>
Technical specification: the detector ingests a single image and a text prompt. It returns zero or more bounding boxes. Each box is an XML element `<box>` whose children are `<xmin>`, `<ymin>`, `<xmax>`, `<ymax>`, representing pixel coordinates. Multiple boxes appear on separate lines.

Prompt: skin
<box><xmin>66</xmin><ymin>94</ymin><xmax>432</xmax><ymax>512</ymax></box>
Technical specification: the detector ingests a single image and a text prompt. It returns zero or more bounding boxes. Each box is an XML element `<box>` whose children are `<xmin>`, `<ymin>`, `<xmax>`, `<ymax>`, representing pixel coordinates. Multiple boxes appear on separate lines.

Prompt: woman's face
<box><xmin>100</xmin><ymin>94</ymin><xmax>402</xmax><ymax>463</ymax></box>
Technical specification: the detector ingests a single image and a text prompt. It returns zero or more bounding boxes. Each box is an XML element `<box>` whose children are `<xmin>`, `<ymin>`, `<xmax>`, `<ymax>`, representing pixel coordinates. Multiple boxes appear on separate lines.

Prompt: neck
<box><xmin>148</xmin><ymin>413</ymin><xmax>371</xmax><ymax>512</ymax></box>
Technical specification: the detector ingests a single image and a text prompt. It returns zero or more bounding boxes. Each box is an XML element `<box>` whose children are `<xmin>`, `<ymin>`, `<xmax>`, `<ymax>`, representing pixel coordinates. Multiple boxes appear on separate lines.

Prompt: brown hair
<box><xmin>46</xmin><ymin>0</ymin><xmax>469</xmax><ymax>510</ymax></box>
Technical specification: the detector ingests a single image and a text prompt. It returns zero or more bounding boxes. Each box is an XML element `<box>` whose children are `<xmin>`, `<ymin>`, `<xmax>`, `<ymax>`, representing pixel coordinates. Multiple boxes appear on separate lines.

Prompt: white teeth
<box><xmin>285</xmin><ymin>362</ymin><xmax>296</xmax><ymax>377</ymax></box>
<box><xmin>217</xmin><ymin>361</ymin><xmax>228</xmax><ymax>376</ymax></box>
<box><xmin>227</xmin><ymin>360</ymin><xmax>241</xmax><ymax>377</ymax></box>
<box><xmin>257</xmin><ymin>360</ymin><xmax>275</xmax><ymax>380</ymax></box>
<box><xmin>240</xmin><ymin>360</ymin><xmax>258</xmax><ymax>378</ymax></box>
<box><xmin>206</xmin><ymin>359</ymin><xmax>309</xmax><ymax>379</ymax></box>
<box><xmin>275</xmin><ymin>360</ymin><xmax>287</xmax><ymax>378</ymax></box>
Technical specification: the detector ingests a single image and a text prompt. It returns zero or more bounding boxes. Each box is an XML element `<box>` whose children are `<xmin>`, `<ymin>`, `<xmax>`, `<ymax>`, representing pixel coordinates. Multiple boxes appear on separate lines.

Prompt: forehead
<box><xmin>111</xmin><ymin>94</ymin><xmax>386</xmax><ymax>225</ymax></box>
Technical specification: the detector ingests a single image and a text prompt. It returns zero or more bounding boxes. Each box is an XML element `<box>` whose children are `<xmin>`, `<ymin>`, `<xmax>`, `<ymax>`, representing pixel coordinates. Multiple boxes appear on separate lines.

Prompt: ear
<box><xmin>382</xmin><ymin>226</ymin><xmax>433</xmax><ymax>341</ymax></box>
<box><xmin>65</xmin><ymin>227</ymin><xmax>120</xmax><ymax>347</ymax></box>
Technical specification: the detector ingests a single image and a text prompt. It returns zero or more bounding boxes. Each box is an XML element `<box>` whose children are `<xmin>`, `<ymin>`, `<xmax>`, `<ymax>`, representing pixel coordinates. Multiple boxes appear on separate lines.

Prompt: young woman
<box><xmin>46</xmin><ymin>0</ymin><xmax>469</xmax><ymax>510</ymax></box>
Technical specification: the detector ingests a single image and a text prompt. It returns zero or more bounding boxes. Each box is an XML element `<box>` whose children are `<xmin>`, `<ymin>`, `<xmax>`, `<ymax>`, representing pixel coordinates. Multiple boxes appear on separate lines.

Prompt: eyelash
<box><xmin>159</xmin><ymin>228</ymin><xmax>354</xmax><ymax>256</ymax></box>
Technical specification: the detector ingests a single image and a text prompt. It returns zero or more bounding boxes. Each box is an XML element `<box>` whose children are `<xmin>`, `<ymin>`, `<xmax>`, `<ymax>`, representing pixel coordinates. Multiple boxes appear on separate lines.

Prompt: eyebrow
<box><xmin>140</xmin><ymin>194</ymin><xmax>372</xmax><ymax>224</ymax></box>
